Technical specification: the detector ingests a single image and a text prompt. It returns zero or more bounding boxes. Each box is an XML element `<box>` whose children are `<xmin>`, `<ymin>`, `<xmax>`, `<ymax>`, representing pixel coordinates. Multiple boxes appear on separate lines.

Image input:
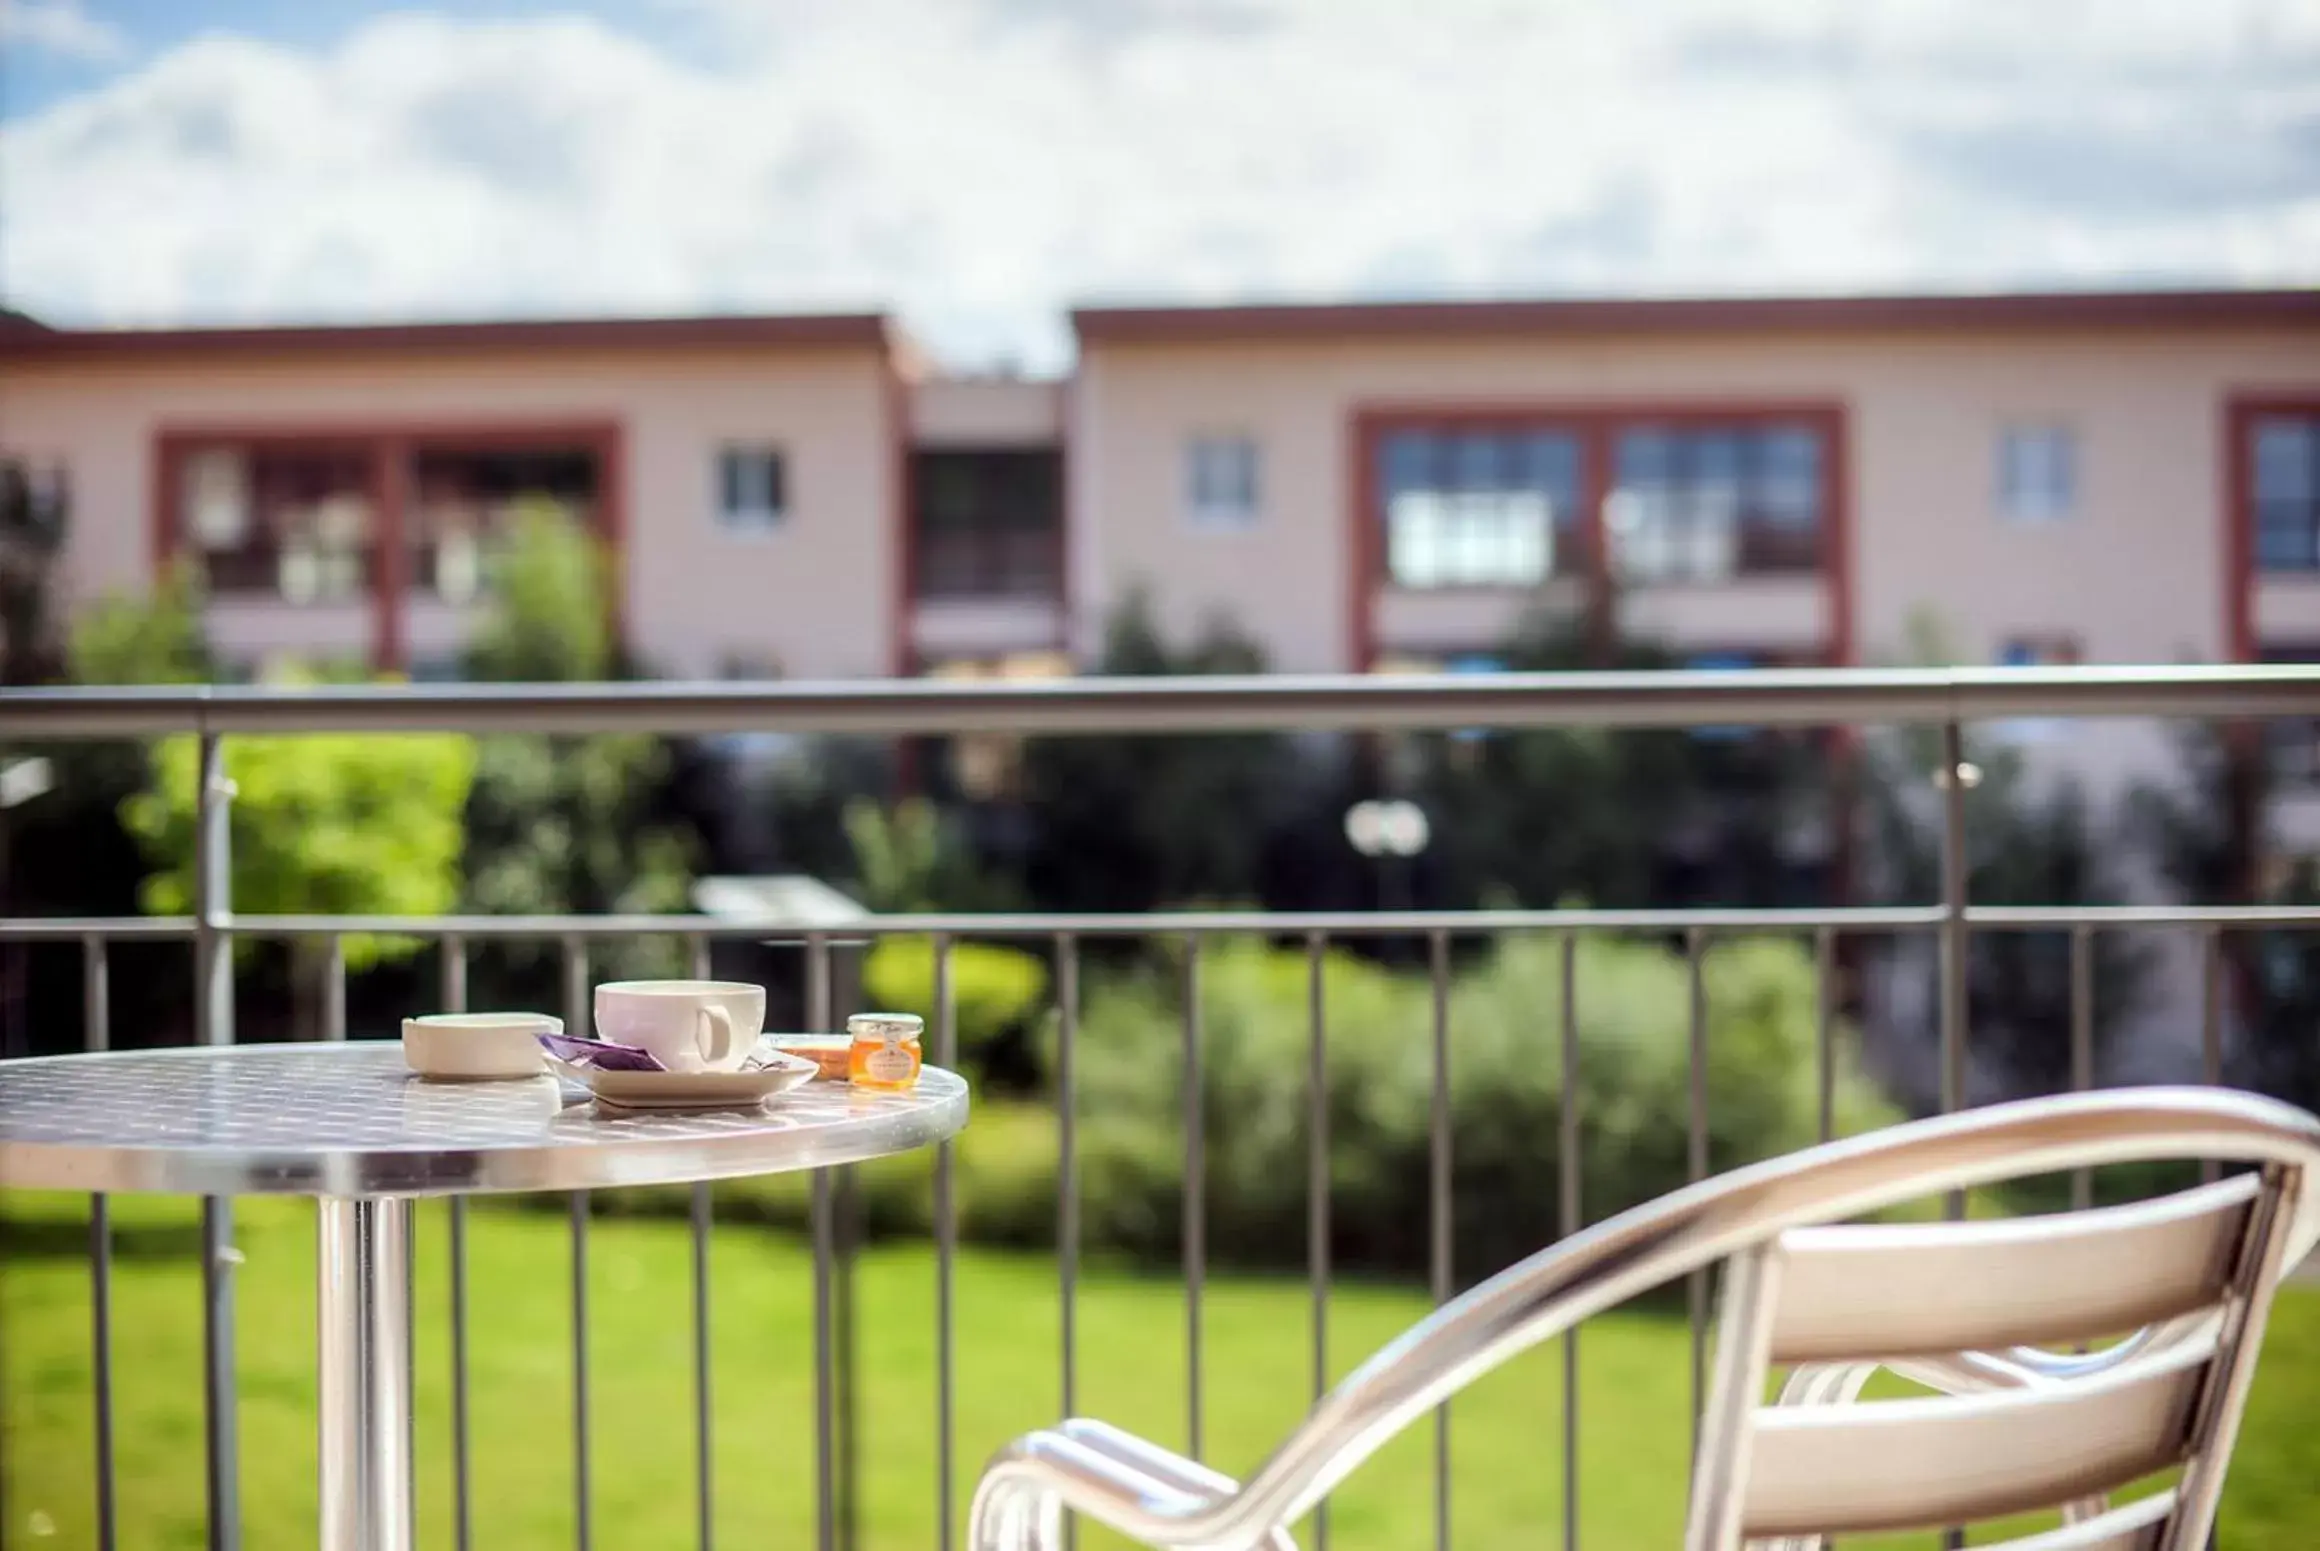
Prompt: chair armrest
<box><xmin>969</xmin><ymin>1420</ymin><xmax>1298</xmax><ymax>1551</ymax></box>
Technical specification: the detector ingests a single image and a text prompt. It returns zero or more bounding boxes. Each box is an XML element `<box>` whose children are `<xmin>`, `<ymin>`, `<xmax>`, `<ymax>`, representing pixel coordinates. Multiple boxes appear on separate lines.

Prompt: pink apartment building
<box><xmin>4</xmin><ymin>289</ymin><xmax>2319</xmax><ymax>715</ymax></box>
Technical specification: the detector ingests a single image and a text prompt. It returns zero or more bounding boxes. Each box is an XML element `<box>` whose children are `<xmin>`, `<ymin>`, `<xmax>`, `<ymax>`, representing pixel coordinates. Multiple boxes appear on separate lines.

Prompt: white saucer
<box><xmin>549</xmin><ymin>1049</ymin><xmax>816</xmax><ymax>1111</ymax></box>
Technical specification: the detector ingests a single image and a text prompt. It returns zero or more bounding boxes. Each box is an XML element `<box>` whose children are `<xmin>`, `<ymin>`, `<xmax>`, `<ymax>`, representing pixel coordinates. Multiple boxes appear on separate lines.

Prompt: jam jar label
<box><xmin>866</xmin><ymin>1044</ymin><xmax>914</xmax><ymax>1083</ymax></box>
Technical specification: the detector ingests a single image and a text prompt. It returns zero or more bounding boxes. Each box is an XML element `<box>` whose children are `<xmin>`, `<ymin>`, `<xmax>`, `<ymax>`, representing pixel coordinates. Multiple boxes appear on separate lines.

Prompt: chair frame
<box><xmin>967</xmin><ymin>1087</ymin><xmax>2320</xmax><ymax>1551</ymax></box>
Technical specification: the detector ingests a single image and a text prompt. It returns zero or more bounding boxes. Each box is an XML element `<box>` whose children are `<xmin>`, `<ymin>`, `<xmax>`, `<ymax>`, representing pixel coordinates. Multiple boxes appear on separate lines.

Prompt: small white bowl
<box><xmin>402</xmin><ymin>1012</ymin><xmax>563</xmax><ymax>1082</ymax></box>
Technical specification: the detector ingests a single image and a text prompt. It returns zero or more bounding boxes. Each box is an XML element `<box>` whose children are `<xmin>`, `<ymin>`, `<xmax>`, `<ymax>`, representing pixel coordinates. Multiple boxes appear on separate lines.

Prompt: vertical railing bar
<box><xmin>563</xmin><ymin>934</ymin><xmax>592</xmax><ymax>1551</ymax></box>
<box><xmin>1306</xmin><ymin>929</ymin><xmax>1330</xmax><ymax>1551</ymax></box>
<box><xmin>441</xmin><ymin>937</ymin><xmax>473</xmax><ymax>1551</ymax></box>
<box><xmin>1937</xmin><ymin>722</ymin><xmax>1970</xmax><ymax>1551</ymax></box>
<box><xmin>1057</xmin><ymin>931</ymin><xmax>1081</xmax><ymax>1551</ymax></box>
<box><xmin>2201</xmin><ymin>928</ymin><xmax>2224</xmax><ymax>1186</ymax></box>
<box><xmin>1427</xmin><ymin>928</ymin><xmax>1452</xmax><ymax>1551</ymax></box>
<box><xmin>2070</xmin><ymin>925</ymin><xmax>2095</xmax><ymax>1212</ymax></box>
<box><xmin>1182</xmin><ymin>934</ymin><xmax>1206</xmax><ymax>1464</ymax></box>
<box><xmin>84</xmin><ymin>935</ymin><xmax>117</xmax><ymax>1551</ymax></box>
<box><xmin>688</xmin><ymin>932</ymin><xmax>715</xmax><ymax>1551</ymax></box>
<box><xmin>1558</xmin><ymin>932</ymin><xmax>1580</xmax><ymax>1551</ymax></box>
<box><xmin>1813</xmin><ymin>927</ymin><xmax>1836</xmax><ymax>1144</ymax></box>
<box><xmin>322</xmin><ymin>935</ymin><xmax>347</xmax><ymax>1042</ymax></box>
<box><xmin>933</xmin><ymin>933</ymin><xmax>958</xmax><ymax>1551</ymax></box>
<box><xmin>808</xmin><ymin>934</ymin><xmax>837</xmax><ymax>1551</ymax></box>
<box><xmin>1938</xmin><ymin>719</ymin><xmax>1970</xmax><ymax>1217</ymax></box>
<box><xmin>831</xmin><ymin>942</ymin><xmax>861</xmax><ymax>1551</ymax></box>
<box><xmin>194</xmin><ymin>727</ymin><xmax>240</xmax><ymax>1551</ymax></box>
<box><xmin>1685</xmin><ymin>926</ymin><xmax>1708</xmax><ymax>1470</ymax></box>
<box><xmin>395</xmin><ymin>938</ymin><xmax>411</xmax><ymax>1535</ymax></box>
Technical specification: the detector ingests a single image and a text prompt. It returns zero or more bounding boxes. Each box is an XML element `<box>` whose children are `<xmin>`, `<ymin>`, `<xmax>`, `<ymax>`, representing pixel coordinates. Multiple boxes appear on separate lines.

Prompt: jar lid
<box><xmin>846</xmin><ymin>1011</ymin><xmax>924</xmax><ymax>1037</ymax></box>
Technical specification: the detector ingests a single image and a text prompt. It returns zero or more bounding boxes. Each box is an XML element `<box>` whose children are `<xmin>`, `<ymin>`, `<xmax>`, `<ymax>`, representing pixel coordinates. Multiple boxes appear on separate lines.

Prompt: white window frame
<box><xmin>1997</xmin><ymin>423</ymin><xmax>2077</xmax><ymax>525</ymax></box>
<box><xmin>716</xmin><ymin>444</ymin><xmax>787</xmax><ymax>534</ymax></box>
<box><xmin>1185</xmin><ymin>433</ymin><xmax>1260</xmax><ymax>531</ymax></box>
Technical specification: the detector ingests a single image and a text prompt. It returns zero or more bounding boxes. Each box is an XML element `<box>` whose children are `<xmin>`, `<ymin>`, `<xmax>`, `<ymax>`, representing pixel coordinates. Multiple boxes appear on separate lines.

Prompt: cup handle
<box><xmin>695</xmin><ymin>1005</ymin><xmax>738</xmax><ymax>1068</ymax></box>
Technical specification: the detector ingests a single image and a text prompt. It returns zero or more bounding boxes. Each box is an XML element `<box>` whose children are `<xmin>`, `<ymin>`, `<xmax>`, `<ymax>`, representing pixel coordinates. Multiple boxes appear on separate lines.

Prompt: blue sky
<box><xmin>3</xmin><ymin>0</ymin><xmax>2317</xmax><ymax>367</ymax></box>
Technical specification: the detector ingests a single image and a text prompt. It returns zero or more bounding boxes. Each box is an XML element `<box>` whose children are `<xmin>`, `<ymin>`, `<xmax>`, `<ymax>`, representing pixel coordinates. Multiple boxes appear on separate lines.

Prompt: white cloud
<box><xmin>1</xmin><ymin>0</ymin><xmax>2316</xmax><ymax>367</ymax></box>
<box><xmin>0</xmin><ymin>0</ymin><xmax>124</xmax><ymax>60</ymax></box>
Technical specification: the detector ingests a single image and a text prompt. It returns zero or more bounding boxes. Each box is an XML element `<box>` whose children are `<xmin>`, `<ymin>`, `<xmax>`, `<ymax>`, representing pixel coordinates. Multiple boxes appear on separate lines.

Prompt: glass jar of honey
<box><xmin>846</xmin><ymin>1012</ymin><xmax>924</xmax><ymax>1091</ymax></box>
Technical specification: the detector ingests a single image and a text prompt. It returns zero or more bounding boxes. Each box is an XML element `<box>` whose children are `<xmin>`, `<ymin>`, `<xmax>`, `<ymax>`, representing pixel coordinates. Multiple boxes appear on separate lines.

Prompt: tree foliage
<box><xmin>459</xmin><ymin>502</ymin><xmax>695</xmax><ymax>983</ymax></box>
<box><xmin>1856</xmin><ymin>612</ymin><xmax>2151</xmax><ymax>1099</ymax></box>
<box><xmin>842</xmin><ymin>797</ymin><xmax>1019</xmax><ymax>914</ymax></box>
<box><xmin>2130</xmin><ymin>723</ymin><xmax>2320</xmax><ymax>1109</ymax></box>
<box><xmin>1408</xmin><ymin>604</ymin><xmax>1837</xmax><ymax>911</ymax></box>
<box><xmin>1015</xmin><ymin>589</ymin><xmax>1294</xmax><ymax>911</ymax></box>
<box><xmin>123</xmin><ymin>722</ymin><xmax>476</xmax><ymax>963</ymax></box>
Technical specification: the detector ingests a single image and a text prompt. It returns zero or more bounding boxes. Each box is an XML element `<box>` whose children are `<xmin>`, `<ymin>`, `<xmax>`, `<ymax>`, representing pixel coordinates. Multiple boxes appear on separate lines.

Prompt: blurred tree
<box><xmin>2129</xmin><ymin>723</ymin><xmax>2320</xmax><ymax>1109</ymax></box>
<box><xmin>1857</xmin><ymin>612</ymin><xmax>2153</xmax><ymax>1100</ymax></box>
<box><xmin>0</xmin><ymin>565</ymin><xmax>217</xmax><ymax>1054</ymax></box>
<box><xmin>1406</xmin><ymin>603</ymin><xmax>1837</xmax><ymax>913</ymax></box>
<box><xmin>1015</xmin><ymin>589</ymin><xmax>1295</xmax><ymax>912</ymax></box>
<box><xmin>122</xmin><ymin>688</ymin><xmax>475</xmax><ymax>1039</ymax></box>
<box><xmin>842</xmin><ymin>797</ymin><xmax>1019</xmax><ymax>914</ymax></box>
<box><xmin>70</xmin><ymin>562</ymin><xmax>213</xmax><ymax>690</ymax></box>
<box><xmin>460</xmin><ymin>501</ymin><xmax>695</xmax><ymax>987</ymax></box>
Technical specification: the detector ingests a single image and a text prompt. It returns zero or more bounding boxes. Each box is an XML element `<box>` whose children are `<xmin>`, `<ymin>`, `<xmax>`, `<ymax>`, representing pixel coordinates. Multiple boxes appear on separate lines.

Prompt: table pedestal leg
<box><xmin>318</xmin><ymin>1197</ymin><xmax>413</xmax><ymax>1551</ymax></box>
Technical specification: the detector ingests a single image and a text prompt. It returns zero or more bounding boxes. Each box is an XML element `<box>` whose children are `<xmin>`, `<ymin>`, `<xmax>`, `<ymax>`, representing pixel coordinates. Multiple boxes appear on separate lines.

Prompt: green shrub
<box><xmin>860</xmin><ymin>937</ymin><xmax>1049</xmax><ymax>1073</ymax></box>
<box><xmin>1067</xmin><ymin>935</ymin><xmax>1900</xmax><ymax>1284</ymax></box>
<box><xmin>577</xmin><ymin>935</ymin><xmax>1905</xmax><ymax>1290</ymax></box>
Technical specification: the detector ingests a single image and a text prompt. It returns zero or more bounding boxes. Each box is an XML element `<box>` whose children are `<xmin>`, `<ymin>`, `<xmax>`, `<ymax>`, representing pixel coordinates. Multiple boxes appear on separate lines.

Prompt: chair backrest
<box><xmin>1687</xmin><ymin>1165</ymin><xmax>2301</xmax><ymax>1551</ymax></box>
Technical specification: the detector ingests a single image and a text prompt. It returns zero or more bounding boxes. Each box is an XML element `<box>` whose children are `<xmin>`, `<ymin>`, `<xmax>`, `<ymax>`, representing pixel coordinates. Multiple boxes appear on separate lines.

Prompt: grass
<box><xmin>5</xmin><ymin>1188</ymin><xmax>2317</xmax><ymax>1550</ymax></box>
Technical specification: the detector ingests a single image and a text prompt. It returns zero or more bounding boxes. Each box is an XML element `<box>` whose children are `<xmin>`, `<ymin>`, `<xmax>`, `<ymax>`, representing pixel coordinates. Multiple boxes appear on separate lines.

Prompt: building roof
<box><xmin>1071</xmin><ymin>287</ymin><xmax>2320</xmax><ymax>345</ymax></box>
<box><xmin>1</xmin><ymin>310</ymin><xmax>900</xmax><ymax>362</ymax></box>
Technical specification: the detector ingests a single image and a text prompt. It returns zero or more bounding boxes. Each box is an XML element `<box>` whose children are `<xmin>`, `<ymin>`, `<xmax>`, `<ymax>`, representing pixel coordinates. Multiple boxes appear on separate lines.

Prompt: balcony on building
<box><xmin>163</xmin><ymin>426</ymin><xmax>614</xmax><ymax>679</ymax></box>
<box><xmin>907</xmin><ymin>377</ymin><xmax>1067</xmax><ymax>668</ymax></box>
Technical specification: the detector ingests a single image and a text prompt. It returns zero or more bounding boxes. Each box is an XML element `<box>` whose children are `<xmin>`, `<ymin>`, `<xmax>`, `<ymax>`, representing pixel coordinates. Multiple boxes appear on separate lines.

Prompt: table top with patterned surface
<box><xmin>0</xmin><ymin>1042</ymin><xmax>967</xmax><ymax>1198</ymax></box>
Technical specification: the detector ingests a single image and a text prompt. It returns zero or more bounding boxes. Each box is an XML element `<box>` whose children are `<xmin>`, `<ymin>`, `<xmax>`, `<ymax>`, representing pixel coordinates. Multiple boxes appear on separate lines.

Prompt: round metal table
<box><xmin>0</xmin><ymin>1042</ymin><xmax>969</xmax><ymax>1551</ymax></box>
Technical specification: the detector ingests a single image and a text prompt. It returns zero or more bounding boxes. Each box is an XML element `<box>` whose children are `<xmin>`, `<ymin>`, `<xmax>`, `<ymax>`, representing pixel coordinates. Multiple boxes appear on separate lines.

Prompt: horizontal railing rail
<box><xmin>15</xmin><ymin>902</ymin><xmax>2320</xmax><ymax>941</ymax></box>
<box><xmin>5</xmin><ymin>665</ymin><xmax>2319</xmax><ymax>1551</ymax></box>
<box><xmin>0</xmin><ymin>662</ymin><xmax>2317</xmax><ymax>738</ymax></box>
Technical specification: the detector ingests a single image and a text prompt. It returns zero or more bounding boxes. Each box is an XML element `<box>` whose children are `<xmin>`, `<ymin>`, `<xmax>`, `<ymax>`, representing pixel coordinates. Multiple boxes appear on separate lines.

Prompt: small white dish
<box><xmin>404</xmin><ymin>1012</ymin><xmax>562</xmax><ymax>1082</ymax></box>
<box><xmin>550</xmin><ymin>1049</ymin><xmax>816</xmax><ymax>1111</ymax></box>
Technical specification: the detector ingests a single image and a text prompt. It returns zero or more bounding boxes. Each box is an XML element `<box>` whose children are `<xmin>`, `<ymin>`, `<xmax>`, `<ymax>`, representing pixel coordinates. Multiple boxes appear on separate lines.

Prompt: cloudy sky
<box><xmin>2</xmin><ymin>0</ymin><xmax>2316</xmax><ymax>367</ymax></box>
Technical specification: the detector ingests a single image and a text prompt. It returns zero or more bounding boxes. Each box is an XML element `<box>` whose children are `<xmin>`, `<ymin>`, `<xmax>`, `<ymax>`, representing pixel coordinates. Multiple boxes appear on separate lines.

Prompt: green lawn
<box><xmin>5</xmin><ymin>1189</ymin><xmax>2316</xmax><ymax>1550</ymax></box>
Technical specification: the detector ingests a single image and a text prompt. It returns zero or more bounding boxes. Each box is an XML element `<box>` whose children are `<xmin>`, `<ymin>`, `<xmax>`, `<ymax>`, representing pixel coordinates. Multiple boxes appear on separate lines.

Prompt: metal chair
<box><xmin>968</xmin><ymin>1086</ymin><xmax>2320</xmax><ymax>1551</ymax></box>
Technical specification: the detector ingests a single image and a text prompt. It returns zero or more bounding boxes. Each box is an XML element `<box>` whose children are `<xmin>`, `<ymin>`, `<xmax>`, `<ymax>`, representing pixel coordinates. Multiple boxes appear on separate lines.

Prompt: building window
<box><xmin>1607</xmin><ymin>425</ymin><xmax>1824</xmax><ymax>582</ymax></box>
<box><xmin>717</xmin><ymin>445</ymin><xmax>786</xmax><ymax>532</ymax></box>
<box><xmin>1998</xmin><ymin>425</ymin><xmax>2076</xmax><ymax>524</ymax></box>
<box><xmin>1185</xmin><ymin>435</ymin><xmax>1260</xmax><ymax>529</ymax></box>
<box><xmin>179</xmin><ymin>444</ymin><xmax>374</xmax><ymax>603</ymax></box>
<box><xmin>411</xmin><ymin>445</ymin><xmax>599</xmax><ymax>603</ymax></box>
<box><xmin>1378</xmin><ymin>429</ymin><xmax>1578</xmax><ymax>588</ymax></box>
<box><xmin>914</xmin><ymin>449</ymin><xmax>1062</xmax><ymax>598</ymax></box>
<box><xmin>2253</xmin><ymin>415</ymin><xmax>2320</xmax><ymax>571</ymax></box>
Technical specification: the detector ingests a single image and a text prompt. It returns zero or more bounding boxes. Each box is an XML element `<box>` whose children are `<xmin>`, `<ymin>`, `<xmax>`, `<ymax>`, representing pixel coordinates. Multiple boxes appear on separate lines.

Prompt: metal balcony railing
<box><xmin>3</xmin><ymin>665</ymin><xmax>2319</xmax><ymax>1551</ymax></box>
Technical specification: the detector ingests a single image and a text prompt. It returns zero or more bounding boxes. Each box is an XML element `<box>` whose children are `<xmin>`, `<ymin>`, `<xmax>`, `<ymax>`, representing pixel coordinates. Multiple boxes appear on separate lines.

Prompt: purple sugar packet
<box><xmin>537</xmin><ymin>1031</ymin><xmax>667</xmax><ymax>1072</ymax></box>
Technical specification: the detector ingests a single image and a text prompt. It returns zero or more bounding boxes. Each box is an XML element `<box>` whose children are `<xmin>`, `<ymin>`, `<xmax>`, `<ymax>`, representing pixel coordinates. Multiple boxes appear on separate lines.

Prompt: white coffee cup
<box><xmin>593</xmin><ymin>980</ymin><xmax>765</xmax><ymax>1073</ymax></box>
